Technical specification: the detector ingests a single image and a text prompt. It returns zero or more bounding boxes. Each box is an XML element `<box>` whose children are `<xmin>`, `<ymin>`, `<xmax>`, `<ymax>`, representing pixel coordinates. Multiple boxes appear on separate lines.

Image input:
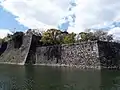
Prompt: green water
<box><xmin>0</xmin><ymin>64</ymin><xmax>120</xmax><ymax>90</ymax></box>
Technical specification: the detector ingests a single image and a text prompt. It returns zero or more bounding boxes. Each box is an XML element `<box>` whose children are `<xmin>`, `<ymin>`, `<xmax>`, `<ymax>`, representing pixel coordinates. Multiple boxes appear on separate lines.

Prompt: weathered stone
<box><xmin>0</xmin><ymin>31</ymin><xmax>120</xmax><ymax>70</ymax></box>
<box><xmin>36</xmin><ymin>41</ymin><xmax>120</xmax><ymax>69</ymax></box>
<box><xmin>0</xmin><ymin>32</ymin><xmax>33</xmax><ymax>65</ymax></box>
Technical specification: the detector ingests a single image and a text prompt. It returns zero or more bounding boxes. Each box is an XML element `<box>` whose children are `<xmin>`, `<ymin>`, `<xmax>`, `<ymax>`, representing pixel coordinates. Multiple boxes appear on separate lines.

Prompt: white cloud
<box><xmin>108</xmin><ymin>27</ymin><xmax>120</xmax><ymax>40</ymax></box>
<box><xmin>0</xmin><ymin>29</ymin><xmax>12</xmax><ymax>38</ymax></box>
<box><xmin>0</xmin><ymin>0</ymin><xmax>69</xmax><ymax>29</ymax></box>
<box><xmin>70</xmin><ymin>0</ymin><xmax>120</xmax><ymax>33</ymax></box>
<box><xmin>1</xmin><ymin>0</ymin><xmax>120</xmax><ymax>34</ymax></box>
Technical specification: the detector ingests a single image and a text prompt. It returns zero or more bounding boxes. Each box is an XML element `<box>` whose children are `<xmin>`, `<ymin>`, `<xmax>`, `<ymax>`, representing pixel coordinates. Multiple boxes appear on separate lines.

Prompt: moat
<box><xmin>0</xmin><ymin>64</ymin><xmax>120</xmax><ymax>90</ymax></box>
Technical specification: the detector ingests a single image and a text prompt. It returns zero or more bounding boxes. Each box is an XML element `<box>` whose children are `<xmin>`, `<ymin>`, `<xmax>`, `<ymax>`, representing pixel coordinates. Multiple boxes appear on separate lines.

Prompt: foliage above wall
<box><xmin>0</xmin><ymin>29</ymin><xmax>113</xmax><ymax>46</ymax></box>
<box><xmin>40</xmin><ymin>29</ymin><xmax>113</xmax><ymax>45</ymax></box>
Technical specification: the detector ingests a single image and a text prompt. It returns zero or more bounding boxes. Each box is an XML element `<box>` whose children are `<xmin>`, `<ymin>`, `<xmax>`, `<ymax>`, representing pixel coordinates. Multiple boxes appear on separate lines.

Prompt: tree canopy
<box><xmin>40</xmin><ymin>29</ymin><xmax>113</xmax><ymax>45</ymax></box>
<box><xmin>0</xmin><ymin>29</ymin><xmax>114</xmax><ymax>45</ymax></box>
<box><xmin>78</xmin><ymin>30</ymin><xmax>113</xmax><ymax>42</ymax></box>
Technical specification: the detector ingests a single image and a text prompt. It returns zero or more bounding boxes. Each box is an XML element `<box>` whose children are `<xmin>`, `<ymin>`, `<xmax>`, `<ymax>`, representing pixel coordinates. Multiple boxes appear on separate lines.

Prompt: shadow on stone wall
<box><xmin>0</xmin><ymin>41</ymin><xmax>8</xmax><ymax>55</ymax></box>
<box><xmin>44</xmin><ymin>45</ymin><xmax>62</xmax><ymax>63</ymax></box>
<box><xmin>36</xmin><ymin>41</ymin><xmax>99</xmax><ymax>67</ymax></box>
<box><xmin>25</xmin><ymin>35</ymin><xmax>41</xmax><ymax>65</ymax></box>
<box><xmin>12</xmin><ymin>32</ymin><xmax>24</xmax><ymax>49</ymax></box>
<box><xmin>98</xmin><ymin>41</ymin><xmax>120</xmax><ymax>69</ymax></box>
<box><xmin>36</xmin><ymin>45</ymin><xmax>62</xmax><ymax>64</ymax></box>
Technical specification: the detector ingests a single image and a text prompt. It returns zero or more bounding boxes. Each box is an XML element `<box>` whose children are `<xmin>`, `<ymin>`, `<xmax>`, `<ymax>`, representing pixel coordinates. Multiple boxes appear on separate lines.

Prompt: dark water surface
<box><xmin>0</xmin><ymin>64</ymin><xmax>120</xmax><ymax>90</ymax></box>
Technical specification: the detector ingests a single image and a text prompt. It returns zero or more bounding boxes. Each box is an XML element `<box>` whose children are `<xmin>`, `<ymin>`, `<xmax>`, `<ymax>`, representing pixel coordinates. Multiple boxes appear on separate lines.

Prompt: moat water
<box><xmin>0</xmin><ymin>64</ymin><xmax>120</xmax><ymax>90</ymax></box>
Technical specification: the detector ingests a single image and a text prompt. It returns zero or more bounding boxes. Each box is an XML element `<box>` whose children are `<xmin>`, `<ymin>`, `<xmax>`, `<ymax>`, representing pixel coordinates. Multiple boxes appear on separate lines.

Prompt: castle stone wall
<box><xmin>98</xmin><ymin>41</ymin><xmax>120</xmax><ymax>69</ymax></box>
<box><xmin>1</xmin><ymin>32</ymin><xmax>120</xmax><ymax>70</ymax></box>
<box><xmin>36</xmin><ymin>41</ymin><xmax>101</xmax><ymax>69</ymax></box>
<box><xmin>0</xmin><ymin>33</ymin><xmax>32</xmax><ymax>65</ymax></box>
<box><xmin>36</xmin><ymin>41</ymin><xmax>120</xmax><ymax>69</ymax></box>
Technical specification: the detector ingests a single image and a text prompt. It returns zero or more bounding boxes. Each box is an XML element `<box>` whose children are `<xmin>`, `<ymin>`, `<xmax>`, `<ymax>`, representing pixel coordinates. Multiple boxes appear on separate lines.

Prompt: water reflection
<box><xmin>0</xmin><ymin>65</ymin><xmax>120</xmax><ymax>90</ymax></box>
<box><xmin>24</xmin><ymin>65</ymin><xmax>35</xmax><ymax>90</ymax></box>
<box><xmin>100</xmin><ymin>70</ymin><xmax>120</xmax><ymax>90</ymax></box>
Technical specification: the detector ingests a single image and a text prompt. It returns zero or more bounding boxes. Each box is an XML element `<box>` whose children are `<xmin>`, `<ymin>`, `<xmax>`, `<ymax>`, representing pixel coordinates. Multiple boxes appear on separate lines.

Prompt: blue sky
<box><xmin>0</xmin><ymin>6</ymin><xmax>28</xmax><ymax>32</ymax></box>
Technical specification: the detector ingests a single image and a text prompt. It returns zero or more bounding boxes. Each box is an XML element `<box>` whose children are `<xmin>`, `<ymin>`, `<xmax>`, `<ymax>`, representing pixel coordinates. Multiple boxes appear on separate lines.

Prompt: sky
<box><xmin>0</xmin><ymin>0</ymin><xmax>120</xmax><ymax>39</ymax></box>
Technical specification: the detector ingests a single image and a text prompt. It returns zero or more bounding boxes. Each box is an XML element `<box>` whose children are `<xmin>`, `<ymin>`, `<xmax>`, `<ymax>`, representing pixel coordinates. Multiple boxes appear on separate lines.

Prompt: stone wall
<box><xmin>36</xmin><ymin>41</ymin><xmax>120</xmax><ymax>69</ymax></box>
<box><xmin>36</xmin><ymin>41</ymin><xmax>101</xmax><ymax>69</ymax></box>
<box><xmin>1</xmin><ymin>31</ymin><xmax>120</xmax><ymax>70</ymax></box>
<box><xmin>0</xmin><ymin>42</ymin><xmax>7</xmax><ymax>55</ymax></box>
<box><xmin>25</xmin><ymin>35</ymin><xmax>40</xmax><ymax>64</ymax></box>
<box><xmin>0</xmin><ymin>32</ymin><xmax>32</xmax><ymax>65</ymax></box>
<box><xmin>98</xmin><ymin>41</ymin><xmax>120</xmax><ymax>69</ymax></box>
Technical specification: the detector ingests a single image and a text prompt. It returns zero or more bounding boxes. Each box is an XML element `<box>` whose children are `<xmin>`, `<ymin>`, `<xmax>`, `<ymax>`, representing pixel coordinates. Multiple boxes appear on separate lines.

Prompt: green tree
<box><xmin>40</xmin><ymin>29</ymin><xmax>62</xmax><ymax>45</ymax></box>
<box><xmin>79</xmin><ymin>32</ymin><xmax>94</xmax><ymax>41</ymax></box>
<box><xmin>40</xmin><ymin>29</ymin><xmax>113</xmax><ymax>45</ymax></box>
<box><xmin>63</xmin><ymin>32</ymin><xmax>76</xmax><ymax>44</ymax></box>
<box><xmin>78</xmin><ymin>30</ymin><xmax>113</xmax><ymax>42</ymax></box>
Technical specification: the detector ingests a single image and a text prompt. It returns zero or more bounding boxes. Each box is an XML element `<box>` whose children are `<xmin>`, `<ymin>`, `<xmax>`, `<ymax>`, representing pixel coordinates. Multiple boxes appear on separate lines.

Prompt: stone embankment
<box><xmin>0</xmin><ymin>32</ymin><xmax>120</xmax><ymax>70</ymax></box>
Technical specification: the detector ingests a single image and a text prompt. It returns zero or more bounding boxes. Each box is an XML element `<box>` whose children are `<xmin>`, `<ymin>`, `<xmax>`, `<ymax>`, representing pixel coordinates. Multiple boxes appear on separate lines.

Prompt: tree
<box><xmin>106</xmin><ymin>34</ymin><xmax>113</xmax><ymax>42</ymax></box>
<box><xmin>79</xmin><ymin>32</ymin><xmax>95</xmax><ymax>41</ymax></box>
<box><xmin>40</xmin><ymin>29</ymin><xmax>76</xmax><ymax>45</ymax></box>
<box><xmin>63</xmin><ymin>32</ymin><xmax>76</xmax><ymax>44</ymax></box>
<box><xmin>78</xmin><ymin>30</ymin><xmax>113</xmax><ymax>42</ymax></box>
<box><xmin>40</xmin><ymin>29</ymin><xmax>113</xmax><ymax>45</ymax></box>
<box><xmin>40</xmin><ymin>29</ymin><xmax>62</xmax><ymax>45</ymax></box>
<box><xmin>93</xmin><ymin>30</ymin><xmax>113</xmax><ymax>41</ymax></box>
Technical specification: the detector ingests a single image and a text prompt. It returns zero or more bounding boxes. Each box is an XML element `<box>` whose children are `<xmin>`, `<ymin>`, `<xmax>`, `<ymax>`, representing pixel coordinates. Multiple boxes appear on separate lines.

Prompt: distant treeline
<box><xmin>0</xmin><ymin>29</ymin><xmax>113</xmax><ymax>45</ymax></box>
